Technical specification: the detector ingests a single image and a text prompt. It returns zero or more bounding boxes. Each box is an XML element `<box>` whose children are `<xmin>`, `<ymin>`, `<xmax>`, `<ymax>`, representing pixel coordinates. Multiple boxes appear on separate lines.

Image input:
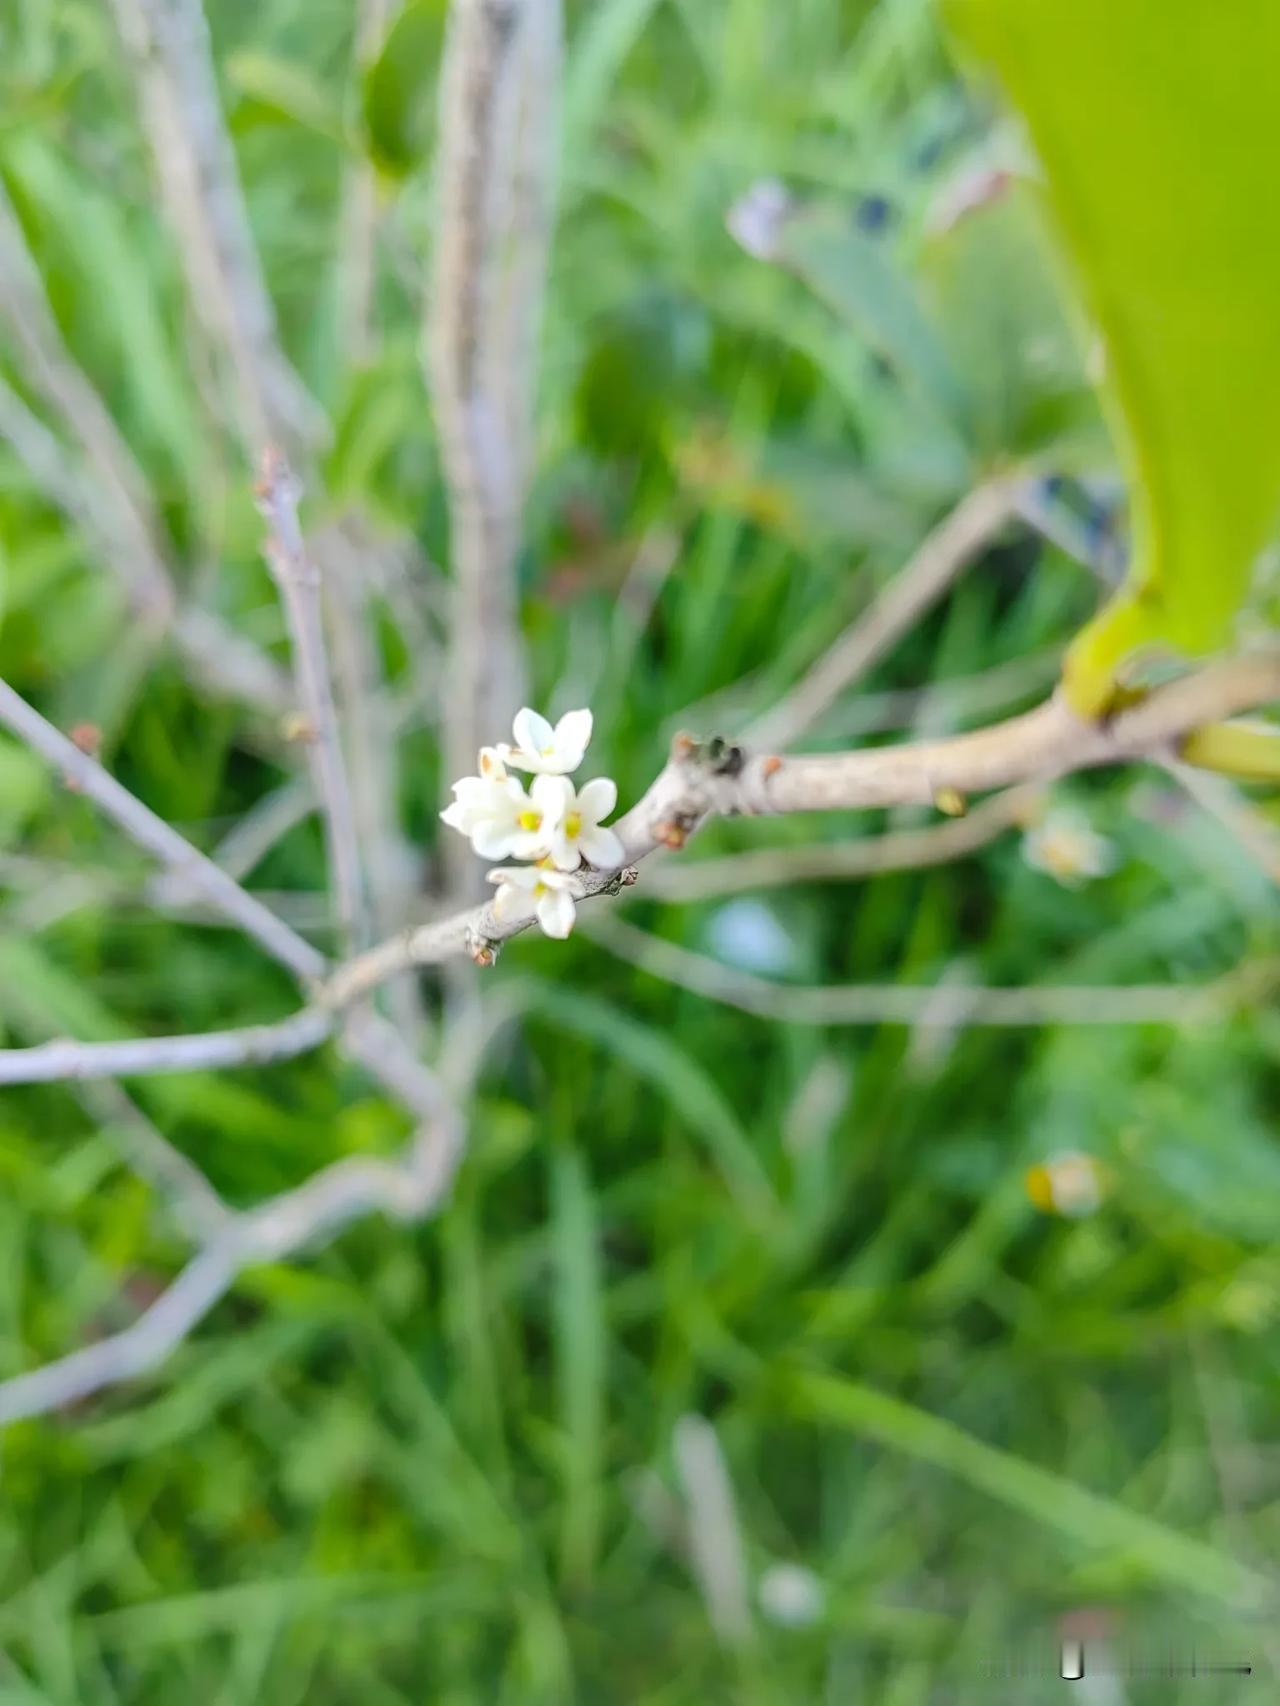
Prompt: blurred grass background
<box><xmin>1</xmin><ymin>0</ymin><xmax>1278</xmax><ymax>1699</ymax></box>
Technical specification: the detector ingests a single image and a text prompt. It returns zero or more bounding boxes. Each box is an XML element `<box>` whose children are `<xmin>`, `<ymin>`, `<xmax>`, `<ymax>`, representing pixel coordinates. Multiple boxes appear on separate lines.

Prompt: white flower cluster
<box><xmin>440</xmin><ymin>707</ymin><xmax>624</xmax><ymax>940</ymax></box>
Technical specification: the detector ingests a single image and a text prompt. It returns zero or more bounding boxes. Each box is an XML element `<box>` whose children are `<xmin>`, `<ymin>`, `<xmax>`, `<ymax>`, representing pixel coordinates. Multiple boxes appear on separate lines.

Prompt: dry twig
<box><xmin>107</xmin><ymin>0</ymin><xmax>322</xmax><ymax>458</ymax></box>
<box><xmin>638</xmin><ymin>785</ymin><xmax>1039</xmax><ymax>903</ymax></box>
<box><xmin>744</xmin><ymin>478</ymin><xmax>1022</xmax><ymax>752</ymax></box>
<box><xmin>584</xmin><ymin>914</ymin><xmax>1269</xmax><ymax>1029</ymax></box>
<box><xmin>428</xmin><ymin>0</ymin><xmax>563</xmax><ymax>884</ymax></box>
<box><xmin>256</xmin><ymin>451</ymin><xmax>367</xmax><ymax>949</ymax></box>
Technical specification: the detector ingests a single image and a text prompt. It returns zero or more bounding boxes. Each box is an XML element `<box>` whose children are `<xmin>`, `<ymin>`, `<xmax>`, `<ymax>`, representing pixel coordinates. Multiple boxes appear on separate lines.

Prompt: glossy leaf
<box><xmin>948</xmin><ymin>0</ymin><xmax>1280</xmax><ymax>712</ymax></box>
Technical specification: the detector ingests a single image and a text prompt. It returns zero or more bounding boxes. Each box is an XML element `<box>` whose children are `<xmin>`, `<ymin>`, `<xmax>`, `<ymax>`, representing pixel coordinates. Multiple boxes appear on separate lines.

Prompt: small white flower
<box><xmin>487</xmin><ymin>862</ymin><xmax>579</xmax><ymax>939</ymax></box>
<box><xmin>477</xmin><ymin>745</ymin><xmax>507</xmax><ymax>782</ymax></box>
<box><xmin>1024</xmin><ymin>1151</ymin><xmax>1106</xmax><ymax>1218</ymax></box>
<box><xmin>499</xmin><ymin>706</ymin><xmax>593</xmax><ymax>776</ymax></box>
<box><xmin>537</xmin><ymin>775</ymin><xmax>626</xmax><ymax>871</ymax></box>
<box><xmin>758</xmin><ymin>1562</ymin><xmax>826</xmax><ymax>1628</ymax></box>
<box><xmin>1022</xmin><ymin>807</ymin><xmax>1117</xmax><ymax>888</ymax></box>
<box><xmin>440</xmin><ymin>769</ymin><xmax>567</xmax><ymax>860</ymax></box>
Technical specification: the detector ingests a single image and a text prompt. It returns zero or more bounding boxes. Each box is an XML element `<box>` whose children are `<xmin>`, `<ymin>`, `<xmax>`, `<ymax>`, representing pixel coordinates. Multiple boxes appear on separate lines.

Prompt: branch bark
<box><xmin>256</xmin><ymin>451</ymin><xmax>367</xmax><ymax>950</ymax></box>
<box><xmin>0</xmin><ymin>1117</ymin><xmax>461</xmax><ymax>1426</ymax></box>
<box><xmin>743</xmin><ymin>477</ymin><xmax>1022</xmax><ymax>752</ymax></box>
<box><xmin>0</xmin><ymin>677</ymin><xmax>447</xmax><ymax>1129</ymax></box>
<box><xmin>107</xmin><ymin>0</ymin><xmax>322</xmax><ymax>460</ymax></box>
<box><xmin>638</xmin><ymin>785</ymin><xmax>1039</xmax><ymax>903</ymax></box>
<box><xmin>0</xmin><ymin>229</ymin><xmax>289</xmax><ymax>714</ymax></box>
<box><xmin>585</xmin><ymin>914</ymin><xmax>1273</xmax><ymax>1028</ymax></box>
<box><xmin>428</xmin><ymin>0</ymin><xmax>562</xmax><ymax>885</ymax></box>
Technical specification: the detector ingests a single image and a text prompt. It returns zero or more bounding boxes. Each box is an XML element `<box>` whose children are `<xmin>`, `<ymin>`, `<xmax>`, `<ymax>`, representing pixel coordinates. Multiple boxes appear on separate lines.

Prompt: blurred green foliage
<box><xmin>0</xmin><ymin>0</ymin><xmax>1278</xmax><ymax>1701</ymax></box>
<box><xmin>949</xmin><ymin>0</ymin><xmax>1280</xmax><ymax>713</ymax></box>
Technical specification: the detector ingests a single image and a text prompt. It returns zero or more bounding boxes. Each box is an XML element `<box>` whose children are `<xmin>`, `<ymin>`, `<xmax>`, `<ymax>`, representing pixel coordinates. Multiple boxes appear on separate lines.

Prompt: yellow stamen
<box><xmin>1024</xmin><ymin>1164</ymin><xmax>1055</xmax><ymax>1213</ymax></box>
<box><xmin>564</xmin><ymin>811</ymin><xmax>582</xmax><ymax>839</ymax></box>
<box><xmin>518</xmin><ymin>809</ymin><xmax>541</xmax><ymax>831</ymax></box>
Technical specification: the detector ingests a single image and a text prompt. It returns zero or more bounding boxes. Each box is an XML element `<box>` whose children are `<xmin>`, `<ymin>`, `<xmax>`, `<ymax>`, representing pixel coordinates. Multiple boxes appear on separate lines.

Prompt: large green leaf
<box><xmin>947</xmin><ymin>0</ymin><xmax>1280</xmax><ymax>713</ymax></box>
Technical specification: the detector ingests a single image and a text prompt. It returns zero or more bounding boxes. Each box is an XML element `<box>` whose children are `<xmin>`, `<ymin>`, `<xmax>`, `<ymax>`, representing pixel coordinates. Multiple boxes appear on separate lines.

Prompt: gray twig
<box><xmin>584</xmin><ymin>914</ymin><xmax>1271</xmax><ymax>1029</ymax></box>
<box><xmin>639</xmin><ymin>785</ymin><xmax>1039</xmax><ymax>903</ymax></box>
<box><xmin>428</xmin><ymin>0</ymin><xmax>562</xmax><ymax>882</ymax></box>
<box><xmin>0</xmin><ymin>247</ymin><xmax>289</xmax><ymax>714</ymax></box>
<box><xmin>744</xmin><ymin>478</ymin><xmax>1022</xmax><ymax>753</ymax></box>
<box><xmin>255</xmin><ymin>451</ymin><xmax>367</xmax><ymax>951</ymax></box>
<box><xmin>0</xmin><ymin>1114</ymin><xmax>461</xmax><ymax>1426</ymax></box>
<box><xmin>107</xmin><ymin>0</ymin><xmax>322</xmax><ymax>459</ymax></box>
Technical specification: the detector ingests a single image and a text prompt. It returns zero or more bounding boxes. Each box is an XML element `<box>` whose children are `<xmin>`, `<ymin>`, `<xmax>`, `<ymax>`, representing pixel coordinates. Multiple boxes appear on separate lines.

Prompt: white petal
<box><xmin>553</xmin><ymin>708</ymin><xmax>593</xmax><ymax>763</ymax></box>
<box><xmin>510</xmin><ymin>827</ymin><xmax>553</xmax><ymax>861</ymax></box>
<box><xmin>472</xmin><ymin>822</ymin><xmax>520</xmax><ymax>858</ymax></box>
<box><xmin>543</xmin><ymin>830</ymin><xmax>581</xmax><ymax>872</ymax></box>
<box><xmin>440</xmin><ymin>801</ymin><xmax>472</xmax><ymax>832</ymax></box>
<box><xmin>530</xmin><ymin>773</ymin><xmax>573</xmax><ymax>824</ymax></box>
<box><xmin>578</xmin><ymin>824</ymin><xmax>625</xmax><ymax>869</ymax></box>
<box><xmin>486</xmin><ymin>865</ymin><xmax>540</xmax><ymax>890</ymax></box>
<box><xmin>538</xmin><ymin>866</ymin><xmax>575</xmax><ymax>890</ymax></box>
<box><xmin>491</xmin><ymin>882</ymin><xmax>534</xmax><ymax>923</ymax></box>
<box><xmin>513</xmin><ymin>707</ymin><xmax>554</xmax><ymax>753</ymax></box>
<box><xmin>501</xmin><ymin>748</ymin><xmax>549</xmax><ymax>774</ymax></box>
<box><xmin>536</xmin><ymin>886</ymin><xmax>576</xmax><ymax>938</ymax></box>
<box><xmin>576</xmin><ymin>775</ymin><xmax>617</xmax><ymax>823</ymax></box>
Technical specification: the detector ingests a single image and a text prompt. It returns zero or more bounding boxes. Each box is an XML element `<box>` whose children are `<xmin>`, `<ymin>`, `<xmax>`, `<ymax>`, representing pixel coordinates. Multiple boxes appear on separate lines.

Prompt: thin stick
<box><xmin>492</xmin><ymin>0</ymin><xmax>562</xmax><ymax>500</ymax></box>
<box><xmin>78</xmin><ymin>1075</ymin><xmax>235</xmax><ymax>1239</ymax></box>
<box><xmin>256</xmin><ymin>451</ymin><xmax>366</xmax><ymax>949</ymax></box>
<box><xmin>0</xmin><ymin>308</ymin><xmax>288</xmax><ymax>714</ymax></box>
<box><xmin>0</xmin><ymin>187</ymin><xmax>172</xmax><ymax>623</ymax></box>
<box><xmin>585</xmin><ymin>914</ymin><xmax>1270</xmax><ymax>1028</ymax></box>
<box><xmin>320</xmin><ymin>651</ymin><xmax>1280</xmax><ymax>994</ymax></box>
<box><xmin>639</xmin><ymin>786</ymin><xmax>1037</xmax><ymax>903</ymax></box>
<box><xmin>428</xmin><ymin>0</ymin><xmax>559</xmax><ymax>873</ymax></box>
<box><xmin>0</xmin><ymin>677</ymin><xmax>321</xmax><ymax>980</ymax></box>
<box><xmin>0</xmin><ymin>968</ymin><xmax>231</xmax><ymax>1237</ymax></box>
<box><xmin>337</xmin><ymin>0</ymin><xmax>394</xmax><ymax>366</ymax></box>
<box><xmin>0</xmin><ymin>1010</ymin><xmax>333</xmax><ymax>1087</ymax></box>
<box><xmin>672</xmin><ymin>1415</ymin><xmax>754</xmax><ymax>1647</ymax></box>
<box><xmin>107</xmin><ymin>0</ymin><xmax>321</xmax><ymax>458</ymax></box>
<box><xmin>743</xmin><ymin>478</ymin><xmax>1021</xmax><ymax>751</ymax></box>
<box><xmin>0</xmin><ymin>677</ymin><xmax>441</xmax><ymax>1127</ymax></box>
<box><xmin>1166</xmin><ymin>762</ymin><xmax>1280</xmax><ymax>886</ymax></box>
<box><xmin>318</xmin><ymin>523</ymin><xmax>432</xmax><ymax>1041</ymax></box>
<box><xmin>5</xmin><ymin>657</ymin><xmax>1278</xmax><ymax>1035</ymax></box>
<box><xmin>0</xmin><ymin>1113</ymin><xmax>462</xmax><ymax>1426</ymax></box>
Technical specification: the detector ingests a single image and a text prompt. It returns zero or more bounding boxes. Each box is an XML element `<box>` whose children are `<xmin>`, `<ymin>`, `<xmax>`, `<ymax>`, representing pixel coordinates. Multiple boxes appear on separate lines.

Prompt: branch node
<box><xmin>467</xmin><ymin>927</ymin><xmax>501</xmax><ymax>967</ymax></box>
<box><xmin>281</xmin><ymin>712</ymin><xmax>319</xmax><ymax>746</ymax></box>
<box><xmin>704</xmin><ymin>735</ymin><xmax>745</xmax><ymax>778</ymax></box>
<box><xmin>933</xmin><ymin>786</ymin><xmax>968</xmax><ymax>818</ymax></box>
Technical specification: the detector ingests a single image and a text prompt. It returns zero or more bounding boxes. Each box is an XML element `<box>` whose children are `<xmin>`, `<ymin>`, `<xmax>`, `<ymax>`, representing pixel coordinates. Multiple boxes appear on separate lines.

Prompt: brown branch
<box><xmin>638</xmin><ymin>785</ymin><xmax>1039</xmax><ymax>904</ymax></box>
<box><xmin>319</xmin><ymin>649</ymin><xmax>1280</xmax><ymax>999</ymax></box>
